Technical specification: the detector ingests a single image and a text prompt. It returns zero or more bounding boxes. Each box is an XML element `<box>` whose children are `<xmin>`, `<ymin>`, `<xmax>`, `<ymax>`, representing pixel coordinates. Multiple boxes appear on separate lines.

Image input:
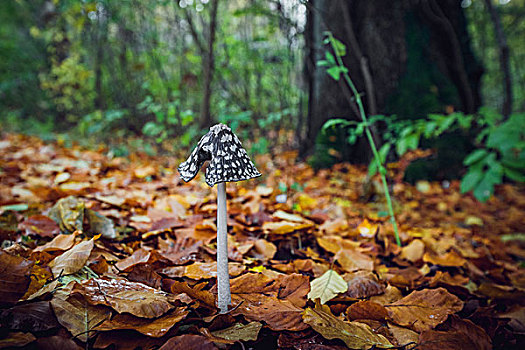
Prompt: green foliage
<box><xmin>1</xmin><ymin>0</ymin><xmax>306</xmax><ymax>150</ymax></box>
<box><xmin>323</xmin><ymin>109</ymin><xmax>525</xmax><ymax>202</ymax></box>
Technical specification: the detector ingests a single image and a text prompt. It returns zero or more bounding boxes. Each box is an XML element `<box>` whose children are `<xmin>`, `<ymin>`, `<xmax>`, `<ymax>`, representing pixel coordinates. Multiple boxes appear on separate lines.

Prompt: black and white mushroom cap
<box><xmin>178</xmin><ymin>123</ymin><xmax>262</xmax><ymax>187</ymax></box>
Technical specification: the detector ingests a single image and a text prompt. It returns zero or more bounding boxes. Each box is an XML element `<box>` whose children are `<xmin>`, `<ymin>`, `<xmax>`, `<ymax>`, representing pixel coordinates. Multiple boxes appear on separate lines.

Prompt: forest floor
<box><xmin>0</xmin><ymin>132</ymin><xmax>524</xmax><ymax>350</ymax></box>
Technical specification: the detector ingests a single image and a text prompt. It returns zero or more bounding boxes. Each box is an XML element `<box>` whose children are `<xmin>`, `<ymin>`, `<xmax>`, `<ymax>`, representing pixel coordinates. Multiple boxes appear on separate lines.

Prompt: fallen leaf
<box><xmin>211</xmin><ymin>321</ymin><xmax>262</xmax><ymax>342</ymax></box>
<box><xmin>302</xmin><ymin>301</ymin><xmax>393</xmax><ymax>349</ymax></box>
<box><xmin>386</xmin><ymin>288</ymin><xmax>464</xmax><ymax>332</ymax></box>
<box><xmin>85</xmin><ymin>209</ymin><xmax>116</xmax><ymax>239</ymax></box>
<box><xmin>18</xmin><ymin>215</ymin><xmax>60</xmax><ymax>237</ymax></box>
<box><xmin>308</xmin><ymin>269</ymin><xmax>348</xmax><ymax>304</ymax></box>
<box><xmin>159</xmin><ymin>334</ymin><xmax>217</xmax><ymax>350</ymax></box>
<box><xmin>400</xmin><ymin>239</ymin><xmax>425</xmax><ymax>262</ymax></box>
<box><xmin>0</xmin><ymin>332</ymin><xmax>36</xmax><ymax>348</ymax></box>
<box><xmin>33</xmin><ymin>232</ymin><xmax>77</xmax><ymax>253</ymax></box>
<box><xmin>252</xmin><ymin>239</ymin><xmax>277</xmax><ymax>260</ymax></box>
<box><xmin>96</xmin><ymin>308</ymin><xmax>189</xmax><ymax>337</ymax></box>
<box><xmin>48</xmin><ymin>238</ymin><xmax>95</xmax><ymax>277</ymax></box>
<box><xmin>76</xmin><ymin>278</ymin><xmax>173</xmax><ymax>318</ymax></box>
<box><xmin>232</xmin><ymin>293</ymin><xmax>307</xmax><ymax>331</ymax></box>
<box><xmin>51</xmin><ymin>289</ymin><xmax>111</xmax><ymax>342</ymax></box>
<box><xmin>423</xmin><ymin>251</ymin><xmax>467</xmax><ymax>267</ymax></box>
<box><xmin>0</xmin><ymin>250</ymin><xmax>33</xmax><ymax>306</ymax></box>
<box><xmin>263</xmin><ymin>220</ymin><xmax>313</xmax><ymax>235</ymax></box>
<box><xmin>0</xmin><ymin>301</ymin><xmax>59</xmax><ymax>332</ymax></box>
<box><xmin>387</xmin><ymin>322</ymin><xmax>419</xmax><ymax>347</ymax></box>
<box><xmin>418</xmin><ymin>315</ymin><xmax>492</xmax><ymax>350</ymax></box>
<box><xmin>184</xmin><ymin>262</ymin><xmax>245</xmax><ymax>280</ymax></box>
<box><xmin>344</xmin><ymin>271</ymin><xmax>385</xmax><ymax>299</ymax></box>
<box><xmin>48</xmin><ymin>196</ymin><xmax>85</xmax><ymax>233</ymax></box>
<box><xmin>272</xmin><ymin>210</ymin><xmax>307</xmax><ymax>223</ymax></box>
<box><xmin>346</xmin><ymin>300</ymin><xmax>388</xmax><ymax>321</ymax></box>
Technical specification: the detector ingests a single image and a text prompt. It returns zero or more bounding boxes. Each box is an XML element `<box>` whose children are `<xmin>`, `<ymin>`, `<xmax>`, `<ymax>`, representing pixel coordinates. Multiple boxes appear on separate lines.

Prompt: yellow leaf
<box><xmin>302</xmin><ymin>301</ymin><xmax>393</xmax><ymax>349</ymax></box>
<box><xmin>307</xmin><ymin>269</ymin><xmax>348</xmax><ymax>304</ymax></box>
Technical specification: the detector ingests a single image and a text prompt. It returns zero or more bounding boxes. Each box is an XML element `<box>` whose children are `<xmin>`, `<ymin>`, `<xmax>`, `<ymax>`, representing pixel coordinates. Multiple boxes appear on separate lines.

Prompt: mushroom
<box><xmin>178</xmin><ymin>123</ymin><xmax>261</xmax><ymax>313</ymax></box>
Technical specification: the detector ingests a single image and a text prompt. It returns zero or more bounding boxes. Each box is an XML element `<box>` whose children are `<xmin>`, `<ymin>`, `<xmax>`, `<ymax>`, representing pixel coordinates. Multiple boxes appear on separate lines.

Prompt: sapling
<box><xmin>178</xmin><ymin>123</ymin><xmax>261</xmax><ymax>313</ymax></box>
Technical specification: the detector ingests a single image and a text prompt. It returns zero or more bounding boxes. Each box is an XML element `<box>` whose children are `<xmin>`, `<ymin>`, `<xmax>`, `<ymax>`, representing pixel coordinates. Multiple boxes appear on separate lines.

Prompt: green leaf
<box><xmin>326</xmin><ymin>66</ymin><xmax>347</xmax><ymax>81</ymax></box>
<box><xmin>463</xmin><ymin>149</ymin><xmax>489</xmax><ymax>166</ymax></box>
<box><xmin>307</xmin><ymin>269</ymin><xmax>348</xmax><ymax>304</ymax></box>
<box><xmin>460</xmin><ymin>168</ymin><xmax>483</xmax><ymax>194</ymax></box>
<box><xmin>332</xmin><ymin>38</ymin><xmax>347</xmax><ymax>57</ymax></box>
<box><xmin>322</xmin><ymin>118</ymin><xmax>352</xmax><ymax>131</ymax></box>
<box><xmin>504</xmin><ymin>166</ymin><xmax>525</xmax><ymax>182</ymax></box>
<box><xmin>325</xmin><ymin>52</ymin><xmax>336</xmax><ymax>65</ymax></box>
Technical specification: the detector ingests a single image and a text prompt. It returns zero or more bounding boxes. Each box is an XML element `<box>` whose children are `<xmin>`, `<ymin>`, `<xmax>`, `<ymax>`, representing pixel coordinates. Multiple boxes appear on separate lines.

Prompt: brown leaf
<box><xmin>232</xmin><ymin>293</ymin><xmax>307</xmax><ymax>331</ymax></box>
<box><xmin>252</xmin><ymin>238</ymin><xmax>277</xmax><ymax>261</ymax></box>
<box><xmin>0</xmin><ymin>301</ymin><xmax>59</xmax><ymax>332</ymax></box>
<box><xmin>96</xmin><ymin>308</ymin><xmax>189</xmax><ymax>337</ymax></box>
<box><xmin>418</xmin><ymin>315</ymin><xmax>492</xmax><ymax>350</ymax></box>
<box><xmin>210</xmin><ymin>321</ymin><xmax>263</xmax><ymax>342</ymax></box>
<box><xmin>344</xmin><ymin>271</ymin><xmax>385</xmax><ymax>299</ymax></box>
<box><xmin>423</xmin><ymin>251</ymin><xmax>467</xmax><ymax>267</ymax></box>
<box><xmin>347</xmin><ymin>300</ymin><xmax>388</xmax><ymax>321</ymax></box>
<box><xmin>386</xmin><ymin>288</ymin><xmax>464</xmax><ymax>332</ymax></box>
<box><xmin>159</xmin><ymin>334</ymin><xmax>217</xmax><ymax>350</ymax></box>
<box><xmin>76</xmin><ymin>278</ymin><xmax>174</xmax><ymax>318</ymax></box>
<box><xmin>114</xmin><ymin>248</ymin><xmax>167</xmax><ymax>272</ymax></box>
<box><xmin>0</xmin><ymin>250</ymin><xmax>33</xmax><ymax>306</ymax></box>
<box><xmin>387</xmin><ymin>322</ymin><xmax>419</xmax><ymax>347</ymax></box>
<box><xmin>183</xmin><ymin>262</ymin><xmax>246</xmax><ymax>280</ymax></box>
<box><xmin>302</xmin><ymin>301</ymin><xmax>393</xmax><ymax>349</ymax></box>
<box><xmin>0</xmin><ymin>332</ymin><xmax>36</xmax><ymax>348</ymax></box>
<box><xmin>51</xmin><ymin>289</ymin><xmax>111</xmax><ymax>342</ymax></box>
<box><xmin>32</xmin><ymin>233</ymin><xmax>77</xmax><ymax>253</ymax></box>
<box><xmin>263</xmin><ymin>220</ymin><xmax>313</xmax><ymax>235</ymax></box>
<box><xmin>18</xmin><ymin>215</ymin><xmax>60</xmax><ymax>237</ymax></box>
<box><xmin>369</xmin><ymin>285</ymin><xmax>403</xmax><ymax>305</ymax></box>
<box><xmin>48</xmin><ymin>238</ymin><xmax>95</xmax><ymax>277</ymax></box>
<box><xmin>336</xmin><ymin>248</ymin><xmax>374</xmax><ymax>272</ymax></box>
<box><xmin>166</xmin><ymin>280</ymin><xmax>216</xmax><ymax>309</ymax></box>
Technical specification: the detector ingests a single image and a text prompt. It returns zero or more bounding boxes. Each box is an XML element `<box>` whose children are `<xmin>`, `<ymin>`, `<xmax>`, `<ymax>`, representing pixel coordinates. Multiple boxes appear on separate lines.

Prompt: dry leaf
<box><xmin>76</xmin><ymin>278</ymin><xmax>173</xmax><ymax>318</ymax></box>
<box><xmin>0</xmin><ymin>332</ymin><xmax>36</xmax><ymax>348</ymax></box>
<box><xmin>51</xmin><ymin>289</ymin><xmax>111</xmax><ymax>342</ymax></box>
<box><xmin>18</xmin><ymin>215</ymin><xmax>60</xmax><ymax>237</ymax></box>
<box><xmin>211</xmin><ymin>322</ymin><xmax>262</xmax><ymax>342</ymax></box>
<box><xmin>49</xmin><ymin>238</ymin><xmax>95</xmax><ymax>277</ymax></box>
<box><xmin>346</xmin><ymin>300</ymin><xmax>388</xmax><ymax>321</ymax></box>
<box><xmin>400</xmin><ymin>239</ymin><xmax>425</xmax><ymax>262</ymax></box>
<box><xmin>308</xmin><ymin>269</ymin><xmax>348</xmax><ymax>304</ymax></box>
<box><xmin>302</xmin><ymin>301</ymin><xmax>393</xmax><ymax>349</ymax></box>
<box><xmin>386</xmin><ymin>287</ymin><xmax>464</xmax><ymax>332</ymax></box>
<box><xmin>0</xmin><ymin>251</ymin><xmax>33</xmax><ymax>306</ymax></box>
<box><xmin>159</xmin><ymin>334</ymin><xmax>217</xmax><ymax>350</ymax></box>
<box><xmin>33</xmin><ymin>233</ymin><xmax>77</xmax><ymax>253</ymax></box>
<box><xmin>96</xmin><ymin>308</ymin><xmax>189</xmax><ymax>337</ymax></box>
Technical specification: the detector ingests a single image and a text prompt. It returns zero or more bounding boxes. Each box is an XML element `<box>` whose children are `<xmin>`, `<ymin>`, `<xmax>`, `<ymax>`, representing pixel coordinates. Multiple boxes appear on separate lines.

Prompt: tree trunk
<box><xmin>484</xmin><ymin>0</ymin><xmax>512</xmax><ymax>118</ymax></box>
<box><xmin>302</xmin><ymin>0</ymin><xmax>483</xmax><ymax>163</ymax></box>
<box><xmin>200</xmin><ymin>0</ymin><xmax>219</xmax><ymax>129</ymax></box>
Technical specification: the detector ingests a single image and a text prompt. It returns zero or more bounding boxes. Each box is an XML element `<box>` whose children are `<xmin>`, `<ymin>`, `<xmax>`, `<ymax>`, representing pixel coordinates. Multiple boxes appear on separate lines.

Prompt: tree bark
<box><xmin>302</xmin><ymin>0</ymin><xmax>483</xmax><ymax>163</ymax></box>
<box><xmin>483</xmin><ymin>0</ymin><xmax>512</xmax><ymax>118</ymax></box>
<box><xmin>200</xmin><ymin>0</ymin><xmax>219</xmax><ymax>129</ymax></box>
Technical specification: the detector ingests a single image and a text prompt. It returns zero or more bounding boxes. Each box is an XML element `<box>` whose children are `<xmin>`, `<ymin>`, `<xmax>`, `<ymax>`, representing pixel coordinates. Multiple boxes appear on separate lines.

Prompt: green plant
<box><xmin>324</xmin><ymin>108</ymin><xmax>525</xmax><ymax>203</ymax></box>
<box><xmin>318</xmin><ymin>32</ymin><xmax>402</xmax><ymax>246</ymax></box>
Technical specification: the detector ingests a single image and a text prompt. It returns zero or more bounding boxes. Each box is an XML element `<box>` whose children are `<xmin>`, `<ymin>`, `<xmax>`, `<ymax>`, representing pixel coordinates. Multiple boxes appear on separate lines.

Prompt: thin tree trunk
<box><xmin>200</xmin><ymin>0</ymin><xmax>219</xmax><ymax>129</ymax></box>
<box><xmin>484</xmin><ymin>0</ymin><xmax>512</xmax><ymax>118</ymax></box>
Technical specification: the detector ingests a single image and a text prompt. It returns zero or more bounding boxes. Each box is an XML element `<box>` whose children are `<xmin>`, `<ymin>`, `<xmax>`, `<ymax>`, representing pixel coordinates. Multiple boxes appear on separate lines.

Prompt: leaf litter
<box><xmin>0</xmin><ymin>133</ymin><xmax>524</xmax><ymax>349</ymax></box>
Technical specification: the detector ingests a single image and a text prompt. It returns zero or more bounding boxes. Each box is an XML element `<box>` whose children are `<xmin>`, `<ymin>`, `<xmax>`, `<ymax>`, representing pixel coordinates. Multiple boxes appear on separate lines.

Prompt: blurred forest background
<box><xmin>1</xmin><ymin>0</ymin><xmax>524</xmax><ymax>187</ymax></box>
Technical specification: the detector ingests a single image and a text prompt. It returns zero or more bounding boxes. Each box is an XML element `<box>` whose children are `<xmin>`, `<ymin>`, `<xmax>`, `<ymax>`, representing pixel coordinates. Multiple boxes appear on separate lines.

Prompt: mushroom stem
<box><xmin>216</xmin><ymin>181</ymin><xmax>231</xmax><ymax>313</ymax></box>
